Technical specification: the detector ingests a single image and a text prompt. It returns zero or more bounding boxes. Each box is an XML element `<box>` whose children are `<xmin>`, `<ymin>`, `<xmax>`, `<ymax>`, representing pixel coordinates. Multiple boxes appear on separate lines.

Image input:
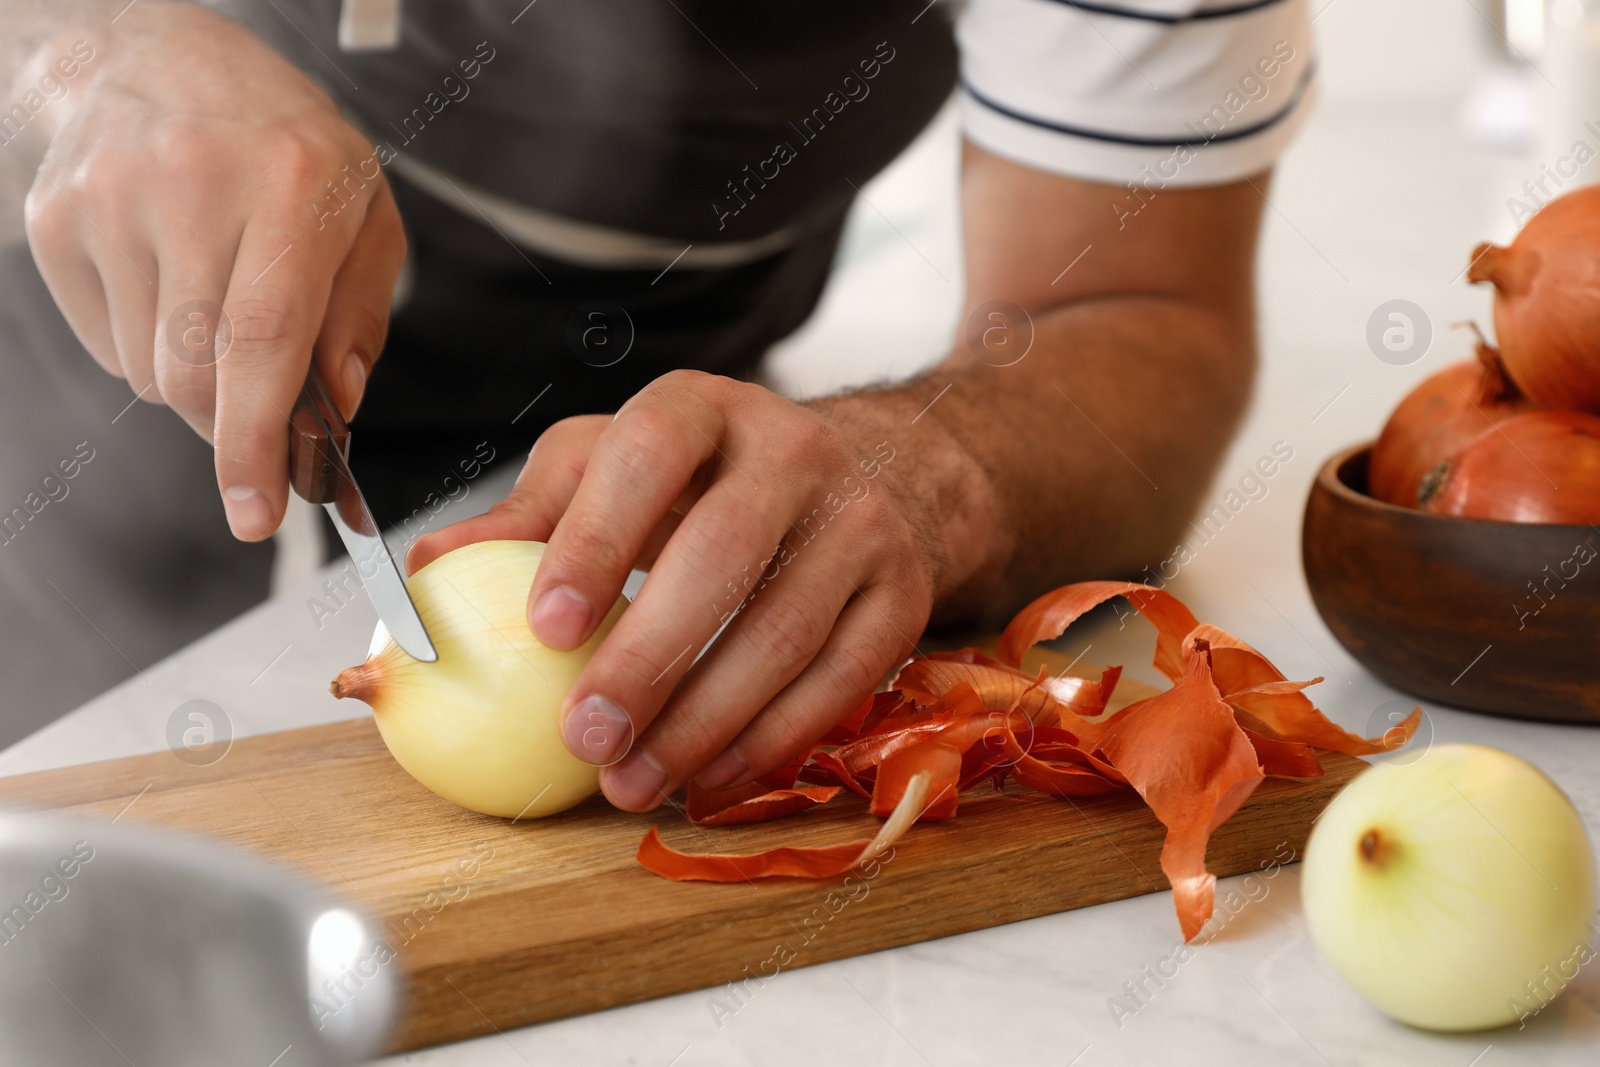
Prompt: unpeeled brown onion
<box><xmin>1418</xmin><ymin>410</ymin><xmax>1600</xmax><ymax>523</ymax></box>
<box><xmin>1469</xmin><ymin>184</ymin><xmax>1600</xmax><ymax>412</ymax></box>
<box><xmin>1368</xmin><ymin>337</ymin><xmax>1536</xmax><ymax>507</ymax></box>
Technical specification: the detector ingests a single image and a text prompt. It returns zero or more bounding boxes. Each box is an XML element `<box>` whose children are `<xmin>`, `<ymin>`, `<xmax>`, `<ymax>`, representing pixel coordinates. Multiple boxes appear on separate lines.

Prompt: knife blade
<box><xmin>287</xmin><ymin>370</ymin><xmax>438</xmax><ymax>663</ymax></box>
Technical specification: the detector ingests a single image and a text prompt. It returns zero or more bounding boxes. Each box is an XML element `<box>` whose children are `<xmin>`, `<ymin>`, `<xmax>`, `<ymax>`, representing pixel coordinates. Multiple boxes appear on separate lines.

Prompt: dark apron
<box><xmin>204</xmin><ymin>0</ymin><xmax>957</xmax><ymax>525</ymax></box>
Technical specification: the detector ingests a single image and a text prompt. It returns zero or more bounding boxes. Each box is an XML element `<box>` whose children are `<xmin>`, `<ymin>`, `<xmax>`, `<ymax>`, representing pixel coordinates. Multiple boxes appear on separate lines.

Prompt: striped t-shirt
<box><xmin>959</xmin><ymin>0</ymin><xmax>1316</xmax><ymax>187</ymax></box>
<box><xmin>217</xmin><ymin>0</ymin><xmax>1315</xmax><ymax>266</ymax></box>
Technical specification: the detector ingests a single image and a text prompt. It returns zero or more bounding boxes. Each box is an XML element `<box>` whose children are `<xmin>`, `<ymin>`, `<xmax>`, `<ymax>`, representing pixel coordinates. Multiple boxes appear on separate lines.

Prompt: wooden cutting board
<box><xmin>0</xmin><ymin>661</ymin><xmax>1365</xmax><ymax>1054</ymax></box>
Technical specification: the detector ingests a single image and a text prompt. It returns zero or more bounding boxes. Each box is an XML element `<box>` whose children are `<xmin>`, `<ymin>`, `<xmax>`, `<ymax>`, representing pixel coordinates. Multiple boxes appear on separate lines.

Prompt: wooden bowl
<box><xmin>1302</xmin><ymin>443</ymin><xmax>1600</xmax><ymax>723</ymax></box>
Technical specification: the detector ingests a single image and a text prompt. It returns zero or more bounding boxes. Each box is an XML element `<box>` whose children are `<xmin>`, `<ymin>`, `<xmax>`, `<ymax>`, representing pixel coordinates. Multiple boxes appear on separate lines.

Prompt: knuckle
<box><xmin>821</xmin><ymin>640</ymin><xmax>885</xmax><ymax>707</ymax></box>
<box><xmin>854</xmin><ymin>492</ymin><xmax>904</xmax><ymax>540</ymax></box>
<box><xmin>151</xmin><ymin>121</ymin><xmax>219</xmax><ymax>180</ymax></box>
<box><xmin>225</xmin><ymin>297</ymin><xmax>300</xmax><ymax>359</ymax></box>
<box><xmin>528</xmin><ymin>417</ymin><xmax>598</xmax><ymax>480</ymax></box>
<box><xmin>620</xmin><ymin>404</ymin><xmax>679</xmax><ymax>446</ymax></box>
<box><xmin>22</xmin><ymin>184</ymin><xmax>73</xmax><ymax>247</ymax></box>
<box><xmin>481</xmin><ymin>492</ymin><xmax>535</xmax><ymax>527</ymax></box>
<box><xmin>267</xmin><ymin>133</ymin><xmax>334</xmax><ymax>189</ymax></box>
<box><xmin>653</xmin><ymin>368</ymin><xmax>714</xmax><ymax>394</ymax></box>
<box><xmin>699</xmin><ymin>373</ymin><xmax>752</xmax><ymax>412</ymax></box>
<box><xmin>608</xmin><ymin>408</ymin><xmax>687</xmax><ymax>480</ymax></box>
<box><xmin>850</xmin><ymin>492</ymin><xmax>915</xmax><ymax>562</ymax></box>
<box><xmin>642</xmin><ymin>369</ymin><xmax>736</xmax><ymax>415</ymax></box>
<box><xmin>75</xmin><ymin>153</ymin><xmax>124</xmax><ymax>205</ymax></box>
<box><xmin>674</xmin><ymin>504</ymin><xmax>764</xmax><ymax>582</ymax></box>
<box><xmin>153</xmin><ymin>358</ymin><xmax>214</xmax><ymax>417</ymax></box>
<box><xmin>658</xmin><ymin>709</ymin><xmax>725</xmax><ymax>767</ymax></box>
<box><xmin>740</xmin><ymin>591</ymin><xmax>829</xmax><ymax>671</ymax></box>
<box><xmin>811</xmin><ymin>632</ymin><xmax>910</xmax><ymax>733</ymax></box>
<box><xmin>212</xmin><ymin>414</ymin><xmax>279</xmax><ymax>470</ymax></box>
<box><xmin>869</xmin><ymin>541</ymin><xmax>933</xmax><ymax>621</ymax></box>
<box><xmin>553</xmin><ymin>519</ymin><xmax>628</xmax><ymax>582</ymax></box>
<box><xmin>755</xmin><ymin>709</ymin><xmax>818</xmax><ymax>769</ymax></box>
<box><xmin>601</xmin><ymin>639</ymin><xmax>669</xmax><ymax>696</ymax></box>
<box><xmin>783</xmin><ymin>417</ymin><xmax>834</xmax><ymax>462</ymax></box>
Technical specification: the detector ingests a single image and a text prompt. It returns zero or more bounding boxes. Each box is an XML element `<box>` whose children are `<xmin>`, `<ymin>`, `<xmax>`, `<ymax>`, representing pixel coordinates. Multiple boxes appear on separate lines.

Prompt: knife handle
<box><xmin>287</xmin><ymin>370</ymin><xmax>351</xmax><ymax>505</ymax></box>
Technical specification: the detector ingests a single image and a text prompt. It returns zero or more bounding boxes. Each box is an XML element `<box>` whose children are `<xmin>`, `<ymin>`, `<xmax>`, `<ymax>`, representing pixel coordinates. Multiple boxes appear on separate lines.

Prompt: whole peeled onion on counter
<box><xmin>331</xmin><ymin>539</ymin><xmax>628</xmax><ymax>819</ymax></box>
<box><xmin>1417</xmin><ymin>410</ymin><xmax>1600</xmax><ymax>523</ymax></box>
<box><xmin>1469</xmin><ymin>184</ymin><xmax>1600</xmax><ymax>412</ymax></box>
<box><xmin>1368</xmin><ymin>338</ymin><xmax>1537</xmax><ymax>507</ymax></box>
<box><xmin>1303</xmin><ymin>744</ymin><xmax>1596</xmax><ymax>1031</ymax></box>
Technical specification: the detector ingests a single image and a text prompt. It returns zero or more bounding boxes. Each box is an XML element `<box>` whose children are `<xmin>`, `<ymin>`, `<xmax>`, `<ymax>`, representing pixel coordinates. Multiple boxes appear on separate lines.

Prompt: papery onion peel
<box><xmin>636</xmin><ymin>582</ymin><xmax>1416</xmax><ymax>941</ymax></box>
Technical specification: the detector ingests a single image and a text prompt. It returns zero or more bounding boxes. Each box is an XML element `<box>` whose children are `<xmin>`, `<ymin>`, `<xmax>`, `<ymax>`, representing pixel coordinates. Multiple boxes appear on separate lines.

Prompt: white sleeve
<box><xmin>956</xmin><ymin>0</ymin><xmax>1317</xmax><ymax>187</ymax></box>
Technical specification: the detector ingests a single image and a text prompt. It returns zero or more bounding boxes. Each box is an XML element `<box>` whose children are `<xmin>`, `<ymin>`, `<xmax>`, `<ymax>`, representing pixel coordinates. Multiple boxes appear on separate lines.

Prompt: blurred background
<box><xmin>0</xmin><ymin>0</ymin><xmax>1595</xmax><ymax>756</ymax></box>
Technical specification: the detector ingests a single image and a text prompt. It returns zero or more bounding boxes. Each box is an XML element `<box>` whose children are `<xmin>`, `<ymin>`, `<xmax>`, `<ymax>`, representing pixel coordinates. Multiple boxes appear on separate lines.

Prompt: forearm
<box><xmin>812</xmin><ymin>146</ymin><xmax>1265</xmax><ymax>626</ymax></box>
<box><xmin>965</xmin><ymin>296</ymin><xmax>1255</xmax><ymax>605</ymax></box>
<box><xmin>815</xmin><ymin>296</ymin><xmax>1253</xmax><ymax>625</ymax></box>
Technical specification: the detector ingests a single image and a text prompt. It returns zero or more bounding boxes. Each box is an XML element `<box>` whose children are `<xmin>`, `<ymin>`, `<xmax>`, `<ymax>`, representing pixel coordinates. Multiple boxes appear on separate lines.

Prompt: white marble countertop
<box><xmin>6</xmin><ymin>5</ymin><xmax>1600</xmax><ymax>1063</ymax></box>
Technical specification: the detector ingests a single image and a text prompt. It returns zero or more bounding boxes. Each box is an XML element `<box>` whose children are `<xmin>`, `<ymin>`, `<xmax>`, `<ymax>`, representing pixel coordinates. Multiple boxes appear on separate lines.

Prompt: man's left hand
<box><xmin>408</xmin><ymin>369</ymin><xmax>996</xmax><ymax>812</ymax></box>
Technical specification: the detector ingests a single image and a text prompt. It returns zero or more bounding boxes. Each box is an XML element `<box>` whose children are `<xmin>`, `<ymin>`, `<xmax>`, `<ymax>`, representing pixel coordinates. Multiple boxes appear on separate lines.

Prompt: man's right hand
<box><xmin>23</xmin><ymin>1</ymin><xmax>405</xmax><ymax>540</ymax></box>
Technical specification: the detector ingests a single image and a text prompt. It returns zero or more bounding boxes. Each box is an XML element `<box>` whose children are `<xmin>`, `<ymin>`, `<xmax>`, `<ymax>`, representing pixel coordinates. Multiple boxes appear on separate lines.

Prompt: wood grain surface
<box><xmin>1304</xmin><ymin>443</ymin><xmax>1600</xmax><ymax>722</ymax></box>
<box><xmin>0</xmin><ymin>662</ymin><xmax>1366</xmax><ymax>1053</ymax></box>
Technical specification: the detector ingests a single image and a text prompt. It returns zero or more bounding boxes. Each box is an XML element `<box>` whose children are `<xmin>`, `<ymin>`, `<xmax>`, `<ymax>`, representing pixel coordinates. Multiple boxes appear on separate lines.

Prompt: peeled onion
<box><xmin>1469</xmin><ymin>184</ymin><xmax>1600</xmax><ymax>412</ymax></box>
<box><xmin>1303</xmin><ymin>744</ymin><xmax>1596</xmax><ymax>1031</ymax></box>
<box><xmin>331</xmin><ymin>539</ymin><xmax>627</xmax><ymax>819</ymax></box>
<box><xmin>1418</xmin><ymin>410</ymin><xmax>1600</xmax><ymax>523</ymax></box>
<box><xmin>1368</xmin><ymin>337</ymin><xmax>1536</xmax><ymax>507</ymax></box>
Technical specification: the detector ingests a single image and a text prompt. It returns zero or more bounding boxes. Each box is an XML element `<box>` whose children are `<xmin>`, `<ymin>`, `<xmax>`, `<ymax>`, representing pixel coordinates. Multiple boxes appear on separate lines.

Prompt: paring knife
<box><xmin>288</xmin><ymin>370</ymin><xmax>438</xmax><ymax>662</ymax></box>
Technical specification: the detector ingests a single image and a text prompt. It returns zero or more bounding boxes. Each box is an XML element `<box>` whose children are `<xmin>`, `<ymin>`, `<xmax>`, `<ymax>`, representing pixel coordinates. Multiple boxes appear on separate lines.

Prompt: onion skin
<box><xmin>1418</xmin><ymin>410</ymin><xmax>1600</xmax><ymax>523</ymax></box>
<box><xmin>1368</xmin><ymin>341</ymin><xmax>1536</xmax><ymax>507</ymax></box>
<box><xmin>1469</xmin><ymin>185</ymin><xmax>1600</xmax><ymax>412</ymax></box>
<box><xmin>331</xmin><ymin>539</ymin><xmax>627</xmax><ymax>819</ymax></box>
<box><xmin>1303</xmin><ymin>744</ymin><xmax>1596</xmax><ymax>1031</ymax></box>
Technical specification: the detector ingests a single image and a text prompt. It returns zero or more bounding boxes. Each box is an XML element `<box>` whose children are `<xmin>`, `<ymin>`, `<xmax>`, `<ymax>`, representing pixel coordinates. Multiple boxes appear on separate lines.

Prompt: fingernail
<box><xmin>602</xmin><ymin>750</ymin><xmax>668</xmax><ymax>811</ymax></box>
<box><xmin>695</xmin><ymin>746</ymin><xmax>749</xmax><ymax>790</ymax></box>
<box><xmin>404</xmin><ymin>534</ymin><xmax>435</xmax><ymax>574</ymax></box>
<box><xmin>562</xmin><ymin>694</ymin><xmax>633</xmax><ymax>766</ymax></box>
<box><xmin>340</xmin><ymin>352</ymin><xmax>367</xmax><ymax>420</ymax></box>
<box><xmin>222</xmin><ymin>486</ymin><xmax>271</xmax><ymax>541</ymax></box>
<box><xmin>530</xmin><ymin>585</ymin><xmax>594</xmax><ymax>650</ymax></box>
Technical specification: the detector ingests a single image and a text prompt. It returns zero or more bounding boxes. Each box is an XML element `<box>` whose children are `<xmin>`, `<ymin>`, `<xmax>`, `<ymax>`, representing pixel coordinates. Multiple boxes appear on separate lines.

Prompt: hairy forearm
<box><xmin>945</xmin><ymin>295</ymin><xmax>1252</xmax><ymax>622</ymax></box>
<box><xmin>817</xmin><ymin>295</ymin><xmax>1254</xmax><ymax>627</ymax></box>
<box><xmin>812</xmin><ymin>145</ymin><xmax>1265</xmax><ymax>627</ymax></box>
